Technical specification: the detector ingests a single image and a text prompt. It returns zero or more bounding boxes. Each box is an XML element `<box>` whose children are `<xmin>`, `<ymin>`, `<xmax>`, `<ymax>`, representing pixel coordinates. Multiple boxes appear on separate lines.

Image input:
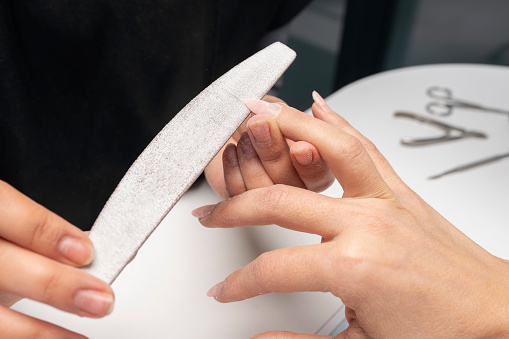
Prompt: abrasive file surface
<box><xmin>82</xmin><ymin>42</ymin><xmax>296</xmax><ymax>284</ymax></box>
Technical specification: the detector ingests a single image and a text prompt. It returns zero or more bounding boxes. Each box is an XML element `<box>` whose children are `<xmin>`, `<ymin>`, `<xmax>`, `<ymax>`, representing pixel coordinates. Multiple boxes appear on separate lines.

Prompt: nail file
<box><xmin>82</xmin><ymin>42</ymin><xmax>296</xmax><ymax>284</ymax></box>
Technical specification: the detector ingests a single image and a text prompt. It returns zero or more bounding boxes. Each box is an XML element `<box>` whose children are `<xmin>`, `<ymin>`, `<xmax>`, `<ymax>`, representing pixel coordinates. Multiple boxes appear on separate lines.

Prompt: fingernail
<box><xmin>207</xmin><ymin>281</ymin><xmax>224</xmax><ymax>298</ymax></box>
<box><xmin>312</xmin><ymin>91</ymin><xmax>333</xmax><ymax>113</ymax></box>
<box><xmin>248</xmin><ymin>120</ymin><xmax>271</xmax><ymax>144</ymax></box>
<box><xmin>59</xmin><ymin>237</ymin><xmax>94</xmax><ymax>266</ymax></box>
<box><xmin>192</xmin><ymin>205</ymin><xmax>214</xmax><ymax>220</ymax></box>
<box><xmin>292</xmin><ymin>147</ymin><xmax>313</xmax><ymax>166</ymax></box>
<box><xmin>245</xmin><ymin>99</ymin><xmax>281</xmax><ymax>117</ymax></box>
<box><xmin>238</xmin><ymin>134</ymin><xmax>257</xmax><ymax>157</ymax></box>
<box><xmin>224</xmin><ymin>145</ymin><xmax>239</xmax><ymax>167</ymax></box>
<box><xmin>75</xmin><ymin>290</ymin><xmax>114</xmax><ymax>317</ymax></box>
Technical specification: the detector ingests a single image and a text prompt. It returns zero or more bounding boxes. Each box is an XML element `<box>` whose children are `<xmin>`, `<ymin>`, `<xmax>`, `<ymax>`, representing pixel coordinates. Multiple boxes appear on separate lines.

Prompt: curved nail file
<box><xmin>82</xmin><ymin>42</ymin><xmax>296</xmax><ymax>284</ymax></box>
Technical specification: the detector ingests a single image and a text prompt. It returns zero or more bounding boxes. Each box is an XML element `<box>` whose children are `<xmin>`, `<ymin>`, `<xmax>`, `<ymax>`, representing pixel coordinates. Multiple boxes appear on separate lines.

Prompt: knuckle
<box><xmin>339</xmin><ymin>134</ymin><xmax>366</xmax><ymax>163</ymax></box>
<box><xmin>257</xmin><ymin>147</ymin><xmax>285</xmax><ymax>163</ymax></box>
<box><xmin>263</xmin><ymin>185</ymin><xmax>291</xmax><ymax>215</ymax></box>
<box><xmin>29</xmin><ymin>209</ymin><xmax>58</xmax><ymax>248</ymax></box>
<box><xmin>41</xmin><ymin>270</ymin><xmax>62</xmax><ymax>303</ymax></box>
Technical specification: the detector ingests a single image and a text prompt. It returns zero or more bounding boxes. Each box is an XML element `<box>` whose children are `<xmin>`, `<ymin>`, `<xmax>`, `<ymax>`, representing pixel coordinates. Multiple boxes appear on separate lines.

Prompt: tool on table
<box><xmin>429</xmin><ymin>152</ymin><xmax>509</xmax><ymax>180</ymax></box>
<box><xmin>82</xmin><ymin>42</ymin><xmax>296</xmax><ymax>284</ymax></box>
<box><xmin>426</xmin><ymin>86</ymin><xmax>509</xmax><ymax>117</ymax></box>
<box><xmin>394</xmin><ymin>111</ymin><xmax>487</xmax><ymax>146</ymax></box>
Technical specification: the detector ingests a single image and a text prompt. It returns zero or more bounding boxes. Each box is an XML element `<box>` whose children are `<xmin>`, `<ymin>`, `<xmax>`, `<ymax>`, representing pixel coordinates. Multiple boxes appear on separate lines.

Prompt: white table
<box><xmin>14</xmin><ymin>64</ymin><xmax>509</xmax><ymax>337</ymax></box>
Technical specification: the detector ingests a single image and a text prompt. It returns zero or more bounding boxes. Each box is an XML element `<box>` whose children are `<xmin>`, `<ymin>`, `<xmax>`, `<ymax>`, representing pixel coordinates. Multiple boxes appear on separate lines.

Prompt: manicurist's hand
<box><xmin>194</xmin><ymin>93</ymin><xmax>509</xmax><ymax>338</ymax></box>
<box><xmin>0</xmin><ymin>181</ymin><xmax>114</xmax><ymax>338</ymax></box>
<box><xmin>205</xmin><ymin>95</ymin><xmax>334</xmax><ymax>199</ymax></box>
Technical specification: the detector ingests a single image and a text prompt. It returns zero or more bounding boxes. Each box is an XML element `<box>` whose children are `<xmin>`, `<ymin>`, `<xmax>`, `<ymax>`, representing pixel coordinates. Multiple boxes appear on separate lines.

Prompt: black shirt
<box><xmin>0</xmin><ymin>0</ymin><xmax>310</xmax><ymax>230</ymax></box>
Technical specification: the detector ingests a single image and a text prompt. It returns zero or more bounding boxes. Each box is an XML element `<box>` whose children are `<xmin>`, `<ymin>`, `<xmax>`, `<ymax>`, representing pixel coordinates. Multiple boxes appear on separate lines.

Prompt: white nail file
<box><xmin>82</xmin><ymin>42</ymin><xmax>296</xmax><ymax>284</ymax></box>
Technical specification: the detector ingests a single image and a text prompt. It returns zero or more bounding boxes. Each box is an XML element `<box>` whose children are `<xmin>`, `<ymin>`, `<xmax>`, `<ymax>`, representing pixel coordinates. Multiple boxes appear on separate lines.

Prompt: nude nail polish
<box><xmin>248</xmin><ymin>120</ymin><xmax>271</xmax><ymax>144</ymax></box>
<box><xmin>191</xmin><ymin>205</ymin><xmax>214</xmax><ymax>219</ymax></box>
<box><xmin>292</xmin><ymin>147</ymin><xmax>313</xmax><ymax>166</ymax></box>
<box><xmin>207</xmin><ymin>281</ymin><xmax>224</xmax><ymax>298</ymax></box>
<box><xmin>245</xmin><ymin>99</ymin><xmax>281</xmax><ymax>117</ymax></box>
<box><xmin>312</xmin><ymin>91</ymin><xmax>333</xmax><ymax>113</ymax></box>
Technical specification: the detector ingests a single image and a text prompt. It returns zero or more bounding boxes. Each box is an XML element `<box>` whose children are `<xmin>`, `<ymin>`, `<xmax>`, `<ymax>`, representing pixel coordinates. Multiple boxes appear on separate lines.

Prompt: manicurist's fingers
<box><xmin>245</xmin><ymin>100</ymin><xmax>392</xmax><ymax>199</ymax></box>
<box><xmin>290</xmin><ymin>141</ymin><xmax>335</xmax><ymax>192</ymax></box>
<box><xmin>0</xmin><ymin>238</ymin><xmax>114</xmax><ymax>318</ymax></box>
<box><xmin>207</xmin><ymin>244</ymin><xmax>331</xmax><ymax>303</ymax></box>
<box><xmin>0</xmin><ymin>305</ymin><xmax>87</xmax><ymax>339</ymax></box>
<box><xmin>0</xmin><ymin>181</ymin><xmax>93</xmax><ymax>267</ymax></box>
<box><xmin>193</xmin><ymin>185</ymin><xmax>341</xmax><ymax>239</ymax></box>
<box><xmin>237</xmin><ymin>133</ymin><xmax>274</xmax><ymax>190</ymax></box>
<box><xmin>246</xmin><ymin>114</ymin><xmax>305</xmax><ymax>188</ymax></box>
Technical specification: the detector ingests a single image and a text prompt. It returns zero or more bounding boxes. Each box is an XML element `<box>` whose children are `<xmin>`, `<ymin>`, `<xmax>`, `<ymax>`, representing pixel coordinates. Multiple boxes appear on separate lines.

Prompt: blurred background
<box><xmin>279</xmin><ymin>0</ymin><xmax>509</xmax><ymax>110</ymax></box>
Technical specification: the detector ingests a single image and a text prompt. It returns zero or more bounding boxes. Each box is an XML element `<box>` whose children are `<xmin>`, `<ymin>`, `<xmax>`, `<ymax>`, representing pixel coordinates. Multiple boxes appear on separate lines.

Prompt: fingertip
<box><xmin>191</xmin><ymin>205</ymin><xmax>215</xmax><ymax>221</ymax></box>
<box><xmin>58</xmin><ymin>236</ymin><xmax>95</xmax><ymax>267</ymax></box>
<box><xmin>245</xmin><ymin>99</ymin><xmax>282</xmax><ymax>117</ymax></box>
<box><xmin>291</xmin><ymin>145</ymin><xmax>313</xmax><ymax>166</ymax></box>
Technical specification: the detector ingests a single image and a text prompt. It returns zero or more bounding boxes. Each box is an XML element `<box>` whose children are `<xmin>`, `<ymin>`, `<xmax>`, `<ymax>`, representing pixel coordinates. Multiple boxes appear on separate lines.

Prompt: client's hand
<box><xmin>0</xmin><ymin>181</ymin><xmax>114</xmax><ymax>338</ymax></box>
<box><xmin>194</xmin><ymin>93</ymin><xmax>509</xmax><ymax>338</ymax></box>
<box><xmin>205</xmin><ymin>95</ymin><xmax>334</xmax><ymax>199</ymax></box>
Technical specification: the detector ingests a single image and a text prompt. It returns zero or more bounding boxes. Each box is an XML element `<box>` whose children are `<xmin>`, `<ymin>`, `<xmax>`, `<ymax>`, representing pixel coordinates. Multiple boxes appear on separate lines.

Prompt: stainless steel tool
<box><xmin>426</xmin><ymin>86</ymin><xmax>509</xmax><ymax>118</ymax></box>
<box><xmin>82</xmin><ymin>42</ymin><xmax>296</xmax><ymax>284</ymax></box>
<box><xmin>394</xmin><ymin>111</ymin><xmax>487</xmax><ymax>146</ymax></box>
<box><xmin>429</xmin><ymin>152</ymin><xmax>509</xmax><ymax>180</ymax></box>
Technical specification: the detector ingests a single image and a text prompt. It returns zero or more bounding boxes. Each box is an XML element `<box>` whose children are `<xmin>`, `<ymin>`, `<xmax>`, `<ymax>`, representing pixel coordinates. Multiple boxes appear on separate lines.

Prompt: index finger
<box><xmin>0</xmin><ymin>181</ymin><xmax>94</xmax><ymax>266</ymax></box>
<box><xmin>245</xmin><ymin>100</ymin><xmax>391</xmax><ymax>199</ymax></box>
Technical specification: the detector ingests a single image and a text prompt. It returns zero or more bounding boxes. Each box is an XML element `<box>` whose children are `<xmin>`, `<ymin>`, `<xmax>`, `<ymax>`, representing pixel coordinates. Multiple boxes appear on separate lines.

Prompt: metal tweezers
<box><xmin>394</xmin><ymin>111</ymin><xmax>487</xmax><ymax>146</ymax></box>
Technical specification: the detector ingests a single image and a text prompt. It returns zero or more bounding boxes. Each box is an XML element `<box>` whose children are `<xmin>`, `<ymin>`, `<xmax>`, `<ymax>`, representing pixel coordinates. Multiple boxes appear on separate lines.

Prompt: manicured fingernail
<box><xmin>192</xmin><ymin>205</ymin><xmax>214</xmax><ymax>220</ymax></box>
<box><xmin>292</xmin><ymin>147</ymin><xmax>313</xmax><ymax>166</ymax></box>
<box><xmin>312</xmin><ymin>91</ymin><xmax>333</xmax><ymax>113</ymax></box>
<box><xmin>245</xmin><ymin>99</ymin><xmax>282</xmax><ymax>117</ymax></box>
<box><xmin>248</xmin><ymin>120</ymin><xmax>271</xmax><ymax>144</ymax></box>
<box><xmin>59</xmin><ymin>237</ymin><xmax>94</xmax><ymax>266</ymax></box>
<box><xmin>75</xmin><ymin>290</ymin><xmax>114</xmax><ymax>317</ymax></box>
<box><xmin>238</xmin><ymin>134</ymin><xmax>257</xmax><ymax>157</ymax></box>
<box><xmin>207</xmin><ymin>281</ymin><xmax>224</xmax><ymax>298</ymax></box>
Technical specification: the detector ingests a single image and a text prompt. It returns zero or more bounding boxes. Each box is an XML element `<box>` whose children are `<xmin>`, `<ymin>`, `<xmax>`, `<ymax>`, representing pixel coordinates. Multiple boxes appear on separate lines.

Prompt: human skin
<box><xmin>204</xmin><ymin>95</ymin><xmax>335</xmax><ymax>199</ymax></box>
<box><xmin>0</xmin><ymin>181</ymin><xmax>114</xmax><ymax>338</ymax></box>
<box><xmin>194</xmin><ymin>94</ymin><xmax>509</xmax><ymax>338</ymax></box>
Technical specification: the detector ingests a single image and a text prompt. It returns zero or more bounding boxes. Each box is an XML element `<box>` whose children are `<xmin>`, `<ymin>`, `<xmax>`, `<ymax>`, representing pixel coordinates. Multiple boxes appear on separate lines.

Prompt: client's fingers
<box><xmin>207</xmin><ymin>244</ymin><xmax>331</xmax><ymax>303</ymax></box>
<box><xmin>311</xmin><ymin>91</ymin><xmax>403</xmax><ymax>190</ymax></box>
<box><xmin>194</xmin><ymin>185</ymin><xmax>341</xmax><ymax>239</ymax></box>
<box><xmin>290</xmin><ymin>141</ymin><xmax>335</xmax><ymax>192</ymax></box>
<box><xmin>244</xmin><ymin>100</ymin><xmax>391</xmax><ymax>199</ymax></box>
<box><xmin>246</xmin><ymin>114</ymin><xmax>305</xmax><ymax>188</ymax></box>
<box><xmin>237</xmin><ymin>133</ymin><xmax>274</xmax><ymax>190</ymax></box>
<box><xmin>223</xmin><ymin>143</ymin><xmax>247</xmax><ymax>197</ymax></box>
